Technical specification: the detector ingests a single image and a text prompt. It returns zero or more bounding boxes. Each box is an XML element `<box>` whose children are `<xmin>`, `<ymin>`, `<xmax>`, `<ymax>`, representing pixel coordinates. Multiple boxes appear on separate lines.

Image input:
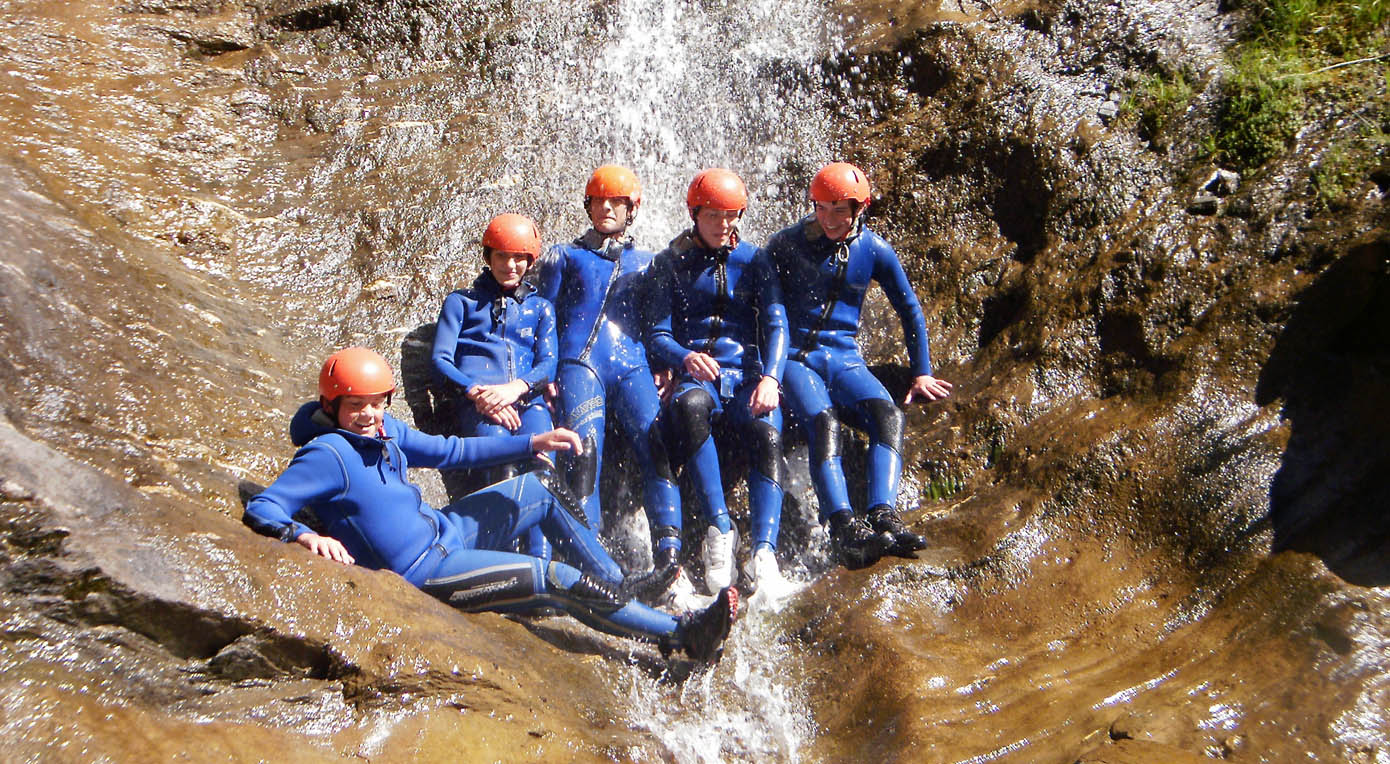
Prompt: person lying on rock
<box><xmin>762</xmin><ymin>162</ymin><xmax>953</xmax><ymax>569</ymax></box>
<box><xmin>242</xmin><ymin>347</ymin><xmax>737</xmax><ymax>664</ymax></box>
<box><xmin>646</xmin><ymin>168</ymin><xmax>799</xmax><ymax>606</ymax></box>
<box><xmin>430</xmin><ymin>213</ymin><xmax>557</xmax><ymax>562</ymax></box>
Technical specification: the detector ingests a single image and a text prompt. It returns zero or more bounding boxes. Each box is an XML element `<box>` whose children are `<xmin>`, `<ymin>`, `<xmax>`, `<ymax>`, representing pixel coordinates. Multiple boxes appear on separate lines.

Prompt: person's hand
<box><xmin>532</xmin><ymin>428</ymin><xmax>583</xmax><ymax>455</ymax></box>
<box><xmin>543</xmin><ymin>382</ymin><xmax>558</xmax><ymax>412</ymax></box>
<box><xmin>295</xmin><ymin>532</ymin><xmax>355</xmax><ymax>564</ymax></box>
<box><xmin>904</xmin><ymin>374</ymin><xmax>953</xmax><ymax>404</ymax></box>
<box><xmin>683</xmin><ymin>351</ymin><xmax>720</xmax><ymax>382</ymax></box>
<box><xmin>468</xmin><ymin>380</ymin><xmax>528</xmax><ymax>414</ymax></box>
<box><xmin>485</xmin><ymin>405</ymin><xmax>523</xmax><ymax>430</ymax></box>
<box><xmin>652</xmin><ymin>367</ymin><xmax>675</xmax><ymax>402</ymax></box>
<box><xmin>748</xmin><ymin>375</ymin><xmax>780</xmax><ymax>416</ymax></box>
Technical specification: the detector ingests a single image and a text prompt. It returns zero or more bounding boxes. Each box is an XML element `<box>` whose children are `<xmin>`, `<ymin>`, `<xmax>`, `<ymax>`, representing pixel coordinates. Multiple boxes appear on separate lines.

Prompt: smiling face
<box><xmin>814</xmin><ymin>199</ymin><xmax>862</xmax><ymax>242</ymax></box>
<box><xmin>488</xmin><ymin>249</ymin><xmax>532</xmax><ymax>290</ymax></box>
<box><xmin>334</xmin><ymin>393</ymin><xmax>390</xmax><ymax>436</ymax></box>
<box><xmin>588</xmin><ymin>196</ymin><xmax>633</xmax><ymax>236</ymax></box>
<box><xmin>694</xmin><ymin>207</ymin><xmax>741</xmax><ymax>249</ymax></box>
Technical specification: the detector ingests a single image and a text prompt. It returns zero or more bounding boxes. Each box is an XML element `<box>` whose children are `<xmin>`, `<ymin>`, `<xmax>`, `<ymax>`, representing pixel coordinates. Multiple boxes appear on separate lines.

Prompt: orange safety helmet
<box><xmin>810</xmin><ymin>162</ymin><xmax>871</xmax><ymax>205</ymax></box>
<box><xmin>318</xmin><ymin>347</ymin><xmax>396</xmax><ymax>403</ymax></box>
<box><xmin>481</xmin><ymin>213</ymin><xmax>542</xmax><ymax>260</ymax></box>
<box><xmin>686</xmin><ymin>168</ymin><xmax>748</xmax><ymax>214</ymax></box>
<box><xmin>584</xmin><ymin>164</ymin><xmax>642</xmax><ymax>207</ymax></box>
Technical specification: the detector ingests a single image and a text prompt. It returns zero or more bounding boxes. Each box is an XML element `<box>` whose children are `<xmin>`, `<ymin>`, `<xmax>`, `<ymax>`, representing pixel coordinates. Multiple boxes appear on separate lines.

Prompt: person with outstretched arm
<box><xmin>243</xmin><ymin>347</ymin><xmax>737</xmax><ymax>663</ymax></box>
<box><xmin>762</xmin><ymin>162</ymin><xmax>953</xmax><ymax>569</ymax></box>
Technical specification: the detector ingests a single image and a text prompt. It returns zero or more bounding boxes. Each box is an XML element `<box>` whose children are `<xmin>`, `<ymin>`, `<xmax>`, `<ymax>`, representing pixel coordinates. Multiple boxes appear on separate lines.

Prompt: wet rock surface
<box><xmin>1</xmin><ymin>0</ymin><xmax>1387</xmax><ymax>761</ymax></box>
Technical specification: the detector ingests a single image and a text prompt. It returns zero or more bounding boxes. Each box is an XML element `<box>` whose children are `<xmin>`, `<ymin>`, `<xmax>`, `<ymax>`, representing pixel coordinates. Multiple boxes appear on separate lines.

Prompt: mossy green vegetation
<box><xmin>1128</xmin><ymin>70</ymin><xmax>1198</xmax><ymax>150</ymax></box>
<box><xmin>1215</xmin><ymin>0</ymin><xmax>1389</xmax><ymax>172</ymax></box>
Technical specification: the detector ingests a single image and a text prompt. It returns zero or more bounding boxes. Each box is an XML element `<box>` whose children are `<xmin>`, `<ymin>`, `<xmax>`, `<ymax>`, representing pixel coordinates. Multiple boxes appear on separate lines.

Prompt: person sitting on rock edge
<box><xmin>431</xmin><ymin>213</ymin><xmax>558</xmax><ymax>562</ymax></box>
<box><xmin>243</xmin><ymin>347</ymin><xmax>737</xmax><ymax>664</ymax></box>
<box><xmin>761</xmin><ymin>162</ymin><xmax>953</xmax><ymax>569</ymax></box>
<box><xmin>646</xmin><ymin>168</ymin><xmax>799</xmax><ymax>605</ymax></box>
<box><xmin>529</xmin><ymin>164</ymin><xmax>702</xmax><ymax>612</ymax></box>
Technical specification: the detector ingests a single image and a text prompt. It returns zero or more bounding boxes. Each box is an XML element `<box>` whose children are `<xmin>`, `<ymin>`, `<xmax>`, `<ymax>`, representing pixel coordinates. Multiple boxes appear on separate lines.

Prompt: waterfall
<box><xmin>469</xmin><ymin>0</ymin><xmax>844</xmax><ymax>758</ymax></box>
<box><xmin>480</xmin><ymin>0</ymin><xmax>840</xmax><ymax>248</ymax></box>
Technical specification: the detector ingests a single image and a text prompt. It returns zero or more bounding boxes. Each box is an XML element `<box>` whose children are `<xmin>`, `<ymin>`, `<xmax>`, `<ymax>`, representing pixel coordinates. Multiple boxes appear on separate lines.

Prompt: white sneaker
<box><xmin>744</xmin><ymin>547</ymin><xmax>802</xmax><ymax>612</ymax></box>
<box><xmin>660</xmin><ymin>567</ymin><xmax>712</xmax><ymax>615</ymax></box>
<box><xmin>701</xmin><ymin>525</ymin><xmax>738</xmax><ymax>594</ymax></box>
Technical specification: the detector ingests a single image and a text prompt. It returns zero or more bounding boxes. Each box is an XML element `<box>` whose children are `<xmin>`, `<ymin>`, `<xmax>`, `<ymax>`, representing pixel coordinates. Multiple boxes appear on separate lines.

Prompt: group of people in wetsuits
<box><xmin>243</xmin><ymin>162</ymin><xmax>953</xmax><ymax>666</ymax></box>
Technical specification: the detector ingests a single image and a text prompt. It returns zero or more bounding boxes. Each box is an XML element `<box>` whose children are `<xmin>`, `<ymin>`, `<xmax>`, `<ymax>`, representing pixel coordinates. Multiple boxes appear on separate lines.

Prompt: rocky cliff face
<box><xmin>0</xmin><ymin>0</ymin><xmax>1385</xmax><ymax>761</ymax></box>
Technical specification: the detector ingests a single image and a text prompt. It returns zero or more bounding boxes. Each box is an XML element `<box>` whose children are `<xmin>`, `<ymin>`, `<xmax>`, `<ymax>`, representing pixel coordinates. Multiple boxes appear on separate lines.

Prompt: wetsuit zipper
<box><xmin>577</xmin><ymin>244</ymin><xmax>624</xmax><ymax>365</ymax></box>
<box><xmin>793</xmin><ymin>239</ymin><xmax>850</xmax><ymax>361</ymax></box>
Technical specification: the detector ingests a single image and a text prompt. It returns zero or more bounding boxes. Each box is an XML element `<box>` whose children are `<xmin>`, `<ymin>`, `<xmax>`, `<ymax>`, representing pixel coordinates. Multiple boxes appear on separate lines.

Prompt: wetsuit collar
<box><xmin>471</xmin><ymin>269</ymin><xmax>534</xmax><ymax>301</ymax></box>
<box><xmin>576</xmin><ymin>228</ymin><xmax>631</xmax><ymax>261</ymax></box>
<box><xmin>309</xmin><ymin>406</ymin><xmax>388</xmax><ymax>443</ymax></box>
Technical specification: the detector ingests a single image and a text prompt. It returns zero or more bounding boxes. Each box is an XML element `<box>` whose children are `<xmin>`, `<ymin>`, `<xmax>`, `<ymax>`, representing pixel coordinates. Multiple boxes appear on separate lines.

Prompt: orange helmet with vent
<box><xmin>810</xmin><ymin>162</ymin><xmax>871</xmax><ymax>205</ymax></box>
<box><xmin>686</xmin><ymin>168</ymin><xmax>748</xmax><ymax>214</ymax></box>
<box><xmin>318</xmin><ymin>347</ymin><xmax>396</xmax><ymax>403</ymax></box>
<box><xmin>481</xmin><ymin>213</ymin><xmax>542</xmax><ymax>260</ymax></box>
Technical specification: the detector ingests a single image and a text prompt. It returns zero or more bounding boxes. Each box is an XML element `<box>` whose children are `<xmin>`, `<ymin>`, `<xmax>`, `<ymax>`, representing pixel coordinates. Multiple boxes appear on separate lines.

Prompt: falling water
<box><xmin>475</xmin><ymin>0</ymin><xmax>841</xmax><ymax>245</ymax></box>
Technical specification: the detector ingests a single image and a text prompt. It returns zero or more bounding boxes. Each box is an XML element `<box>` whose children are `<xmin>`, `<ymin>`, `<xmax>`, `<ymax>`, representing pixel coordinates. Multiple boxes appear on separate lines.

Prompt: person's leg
<box><xmin>516</xmin><ymin>402</ymin><xmax>556</xmax><ymax>560</ymax></box>
<box><xmin>666</xmin><ymin>382</ymin><xmax>731</xmax><ymax>531</ymax></box>
<box><xmin>612</xmin><ymin>366</ymin><xmax>682</xmax><ymax>558</ymax></box>
<box><xmin>725</xmin><ymin>393</ymin><xmax>784</xmax><ymax>554</ymax></box>
<box><xmin>668</xmin><ymin>381</ymin><xmax>738</xmax><ymax>592</ymax></box>
<box><xmin>555</xmin><ymin>361</ymin><xmax>607</xmax><ymax>527</ymax></box>
<box><xmin>828</xmin><ymin>361</ymin><xmax>926</xmax><ymax>554</ymax></box>
<box><xmin>419</xmin><ymin>549</ymin><xmax>736</xmax><ymax>661</ymax></box>
<box><xmin>782</xmin><ymin>360</ymin><xmax>851</xmax><ymax>522</ymax></box>
<box><xmin>442</xmin><ymin>473</ymin><xmax>623</xmax><ymax>584</ymax></box>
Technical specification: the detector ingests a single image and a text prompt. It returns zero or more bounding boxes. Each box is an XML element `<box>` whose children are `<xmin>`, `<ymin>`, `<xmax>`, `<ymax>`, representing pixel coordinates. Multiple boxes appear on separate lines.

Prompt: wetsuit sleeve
<box><xmin>396</xmin><ymin>423</ymin><xmax>535</xmax><ymax>470</ymax></box>
<box><xmin>872</xmin><ymin>237</ymin><xmax>934</xmax><ymax>376</ymax></box>
<box><xmin>243</xmin><ymin>443</ymin><xmax>346</xmax><ymax>542</ymax></box>
<box><xmin>754</xmin><ymin>252</ymin><xmax>789</xmax><ymax>382</ymax></box>
<box><xmin>431</xmin><ymin>292</ymin><xmax>478</xmax><ymax>391</ymax></box>
<box><xmin>530</xmin><ymin>245</ymin><xmax>564</xmax><ymax>304</ymax></box>
<box><xmin>522</xmin><ymin>298</ymin><xmax>558</xmax><ymax>390</ymax></box>
<box><xmin>645</xmin><ymin>253</ymin><xmax>691</xmax><ymax>368</ymax></box>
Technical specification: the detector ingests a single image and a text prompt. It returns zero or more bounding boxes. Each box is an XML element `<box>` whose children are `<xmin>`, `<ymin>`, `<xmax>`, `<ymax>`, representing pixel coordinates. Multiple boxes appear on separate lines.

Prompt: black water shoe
<box><xmin>622</xmin><ymin>550</ymin><xmax>680</xmax><ymax>604</ymax></box>
<box><xmin>678</xmin><ymin>586</ymin><xmax>739</xmax><ymax>665</ymax></box>
<box><xmin>829</xmin><ymin>512</ymin><xmax>894</xmax><ymax>570</ymax></box>
<box><xmin>565</xmin><ymin>573</ymin><xmax>627</xmax><ymax>614</ymax></box>
<box><xmin>867</xmin><ymin>505</ymin><xmax>927</xmax><ymax>556</ymax></box>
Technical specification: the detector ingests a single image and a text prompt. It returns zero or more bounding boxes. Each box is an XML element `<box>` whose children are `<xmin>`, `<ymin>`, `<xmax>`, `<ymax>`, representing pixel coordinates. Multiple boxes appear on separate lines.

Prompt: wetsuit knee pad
<box><xmin>751</xmin><ymin>419</ymin><xmax>785</xmax><ymax>486</ymax></box>
<box><xmin>421</xmin><ymin>561</ymin><xmax>538</xmax><ymax>612</ymax></box>
<box><xmin>861</xmin><ymin>398</ymin><xmax>905</xmax><ymax>453</ymax></box>
<box><xmin>562</xmin><ymin>434</ymin><xmax>599</xmax><ymax>497</ymax></box>
<box><xmin>668</xmin><ymin>387</ymin><xmax>716</xmax><ymax>464</ymax></box>
<box><xmin>809</xmin><ymin>410</ymin><xmax>842</xmax><ymax>463</ymax></box>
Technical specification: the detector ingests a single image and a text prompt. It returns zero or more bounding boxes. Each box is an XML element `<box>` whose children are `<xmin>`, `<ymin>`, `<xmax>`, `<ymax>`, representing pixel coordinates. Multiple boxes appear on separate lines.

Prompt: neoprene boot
<box><xmin>622</xmin><ymin>550</ymin><xmax>680</xmax><ymax>604</ymax></box>
<box><xmin>677</xmin><ymin>586</ymin><xmax>739</xmax><ymax>664</ymax></box>
<box><xmin>866</xmin><ymin>504</ymin><xmax>927</xmax><ymax>556</ymax></box>
<box><xmin>565</xmin><ymin>573</ymin><xmax>627</xmax><ymax>613</ymax></box>
<box><xmin>829</xmin><ymin>511</ymin><xmax>893</xmax><ymax>570</ymax></box>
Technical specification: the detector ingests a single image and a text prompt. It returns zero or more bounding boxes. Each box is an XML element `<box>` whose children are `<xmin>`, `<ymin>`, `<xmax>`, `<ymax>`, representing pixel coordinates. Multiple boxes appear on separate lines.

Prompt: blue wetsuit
<box><xmin>431</xmin><ymin>270</ymin><xmax>557</xmax><ymax>558</ymax></box>
<box><xmin>530</xmin><ymin>229</ymin><xmax>681</xmax><ymax>551</ymax></box>
<box><xmin>647</xmin><ymin>231</ymin><xmax>789</xmax><ymax>551</ymax></box>
<box><xmin>243</xmin><ymin>402</ymin><xmax>680</xmax><ymax>643</ymax></box>
<box><xmin>762</xmin><ymin>215</ymin><xmax>934</xmax><ymax>521</ymax></box>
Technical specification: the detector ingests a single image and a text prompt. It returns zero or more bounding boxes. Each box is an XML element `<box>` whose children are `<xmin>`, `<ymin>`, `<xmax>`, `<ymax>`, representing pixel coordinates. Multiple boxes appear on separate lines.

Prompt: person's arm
<box><xmin>754</xmin><ymin>252</ymin><xmax>789</xmax><ymax>384</ymax></box>
<box><xmin>644</xmin><ymin>253</ymin><xmax>695</xmax><ymax>370</ymax></box>
<box><xmin>520</xmin><ymin>298</ymin><xmax>558</xmax><ymax>392</ymax></box>
<box><xmin>872</xmin><ymin>236</ymin><xmax>934</xmax><ymax>377</ymax></box>
<box><xmin>243</xmin><ymin>444</ymin><xmax>344</xmax><ymax>544</ymax></box>
<box><xmin>430</xmin><ymin>292</ymin><xmax>478</xmax><ymax>392</ymax></box>
<box><xmin>872</xmin><ymin>236</ymin><xmax>952</xmax><ymax>403</ymax></box>
<box><xmin>529</xmin><ymin>245</ymin><xmax>564</xmax><ymax>304</ymax></box>
<box><xmin>748</xmin><ymin>253</ymin><xmax>788</xmax><ymax>416</ymax></box>
<box><xmin>394</xmin><ymin>417</ymin><xmax>536</xmax><ymax>470</ymax></box>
